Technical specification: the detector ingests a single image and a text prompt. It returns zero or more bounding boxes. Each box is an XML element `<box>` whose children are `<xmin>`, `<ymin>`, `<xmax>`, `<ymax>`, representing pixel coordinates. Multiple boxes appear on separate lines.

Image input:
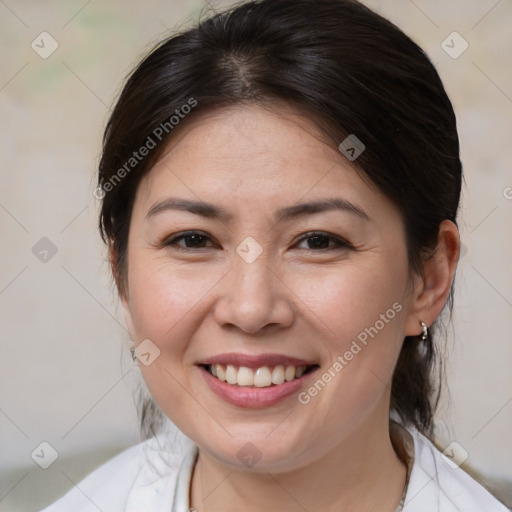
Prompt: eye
<box><xmin>294</xmin><ymin>232</ymin><xmax>353</xmax><ymax>251</ymax></box>
<box><xmin>161</xmin><ymin>230</ymin><xmax>353</xmax><ymax>252</ymax></box>
<box><xmin>162</xmin><ymin>231</ymin><xmax>216</xmax><ymax>250</ymax></box>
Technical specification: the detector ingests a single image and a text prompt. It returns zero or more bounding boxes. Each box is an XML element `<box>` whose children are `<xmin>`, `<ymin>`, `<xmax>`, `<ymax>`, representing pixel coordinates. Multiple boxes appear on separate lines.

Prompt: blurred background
<box><xmin>1</xmin><ymin>0</ymin><xmax>511</xmax><ymax>510</ymax></box>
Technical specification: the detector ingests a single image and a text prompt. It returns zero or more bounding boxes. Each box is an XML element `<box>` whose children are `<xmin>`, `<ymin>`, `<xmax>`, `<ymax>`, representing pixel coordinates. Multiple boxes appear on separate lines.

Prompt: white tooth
<box><xmin>295</xmin><ymin>365</ymin><xmax>306</xmax><ymax>378</ymax></box>
<box><xmin>285</xmin><ymin>366</ymin><xmax>296</xmax><ymax>382</ymax></box>
<box><xmin>237</xmin><ymin>366</ymin><xmax>254</xmax><ymax>386</ymax></box>
<box><xmin>225</xmin><ymin>365</ymin><xmax>238</xmax><ymax>384</ymax></box>
<box><xmin>271</xmin><ymin>365</ymin><xmax>285</xmax><ymax>384</ymax></box>
<box><xmin>210</xmin><ymin>364</ymin><xmax>218</xmax><ymax>377</ymax></box>
<box><xmin>216</xmin><ymin>365</ymin><xmax>225</xmax><ymax>381</ymax></box>
<box><xmin>254</xmin><ymin>367</ymin><xmax>272</xmax><ymax>387</ymax></box>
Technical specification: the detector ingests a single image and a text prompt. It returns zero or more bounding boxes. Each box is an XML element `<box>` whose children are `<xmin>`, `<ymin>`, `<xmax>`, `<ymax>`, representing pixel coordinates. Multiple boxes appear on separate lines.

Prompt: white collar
<box><xmin>171</xmin><ymin>445</ymin><xmax>198</xmax><ymax>512</ymax></box>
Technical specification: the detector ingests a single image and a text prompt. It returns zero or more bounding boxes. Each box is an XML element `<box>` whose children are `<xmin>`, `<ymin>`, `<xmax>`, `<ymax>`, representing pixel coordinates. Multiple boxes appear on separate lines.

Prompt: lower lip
<box><xmin>199</xmin><ymin>366</ymin><xmax>317</xmax><ymax>408</ymax></box>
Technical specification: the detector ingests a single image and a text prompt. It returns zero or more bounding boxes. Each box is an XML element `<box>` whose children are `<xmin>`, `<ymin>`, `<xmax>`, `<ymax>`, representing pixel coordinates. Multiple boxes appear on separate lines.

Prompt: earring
<box><xmin>130</xmin><ymin>343</ymin><xmax>137</xmax><ymax>362</ymax></box>
<box><xmin>420</xmin><ymin>321</ymin><xmax>428</xmax><ymax>341</ymax></box>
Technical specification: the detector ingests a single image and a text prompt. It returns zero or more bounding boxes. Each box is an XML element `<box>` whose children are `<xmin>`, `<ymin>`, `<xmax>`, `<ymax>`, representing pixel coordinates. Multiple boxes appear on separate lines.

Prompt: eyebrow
<box><xmin>145</xmin><ymin>197</ymin><xmax>370</xmax><ymax>223</ymax></box>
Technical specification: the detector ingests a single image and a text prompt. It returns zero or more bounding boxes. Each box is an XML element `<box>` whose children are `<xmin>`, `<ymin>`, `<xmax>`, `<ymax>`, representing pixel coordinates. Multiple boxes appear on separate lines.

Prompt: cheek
<box><xmin>294</xmin><ymin>261</ymin><xmax>408</xmax><ymax>351</ymax></box>
<box><xmin>126</xmin><ymin>257</ymin><xmax>220</xmax><ymax>420</ymax></box>
<box><xmin>293</xmin><ymin>259</ymin><xmax>409</xmax><ymax>418</ymax></box>
<box><xmin>124</xmin><ymin>254</ymin><xmax>226</xmax><ymax>401</ymax></box>
<box><xmin>126</xmin><ymin>254</ymin><xmax>216</xmax><ymax>342</ymax></box>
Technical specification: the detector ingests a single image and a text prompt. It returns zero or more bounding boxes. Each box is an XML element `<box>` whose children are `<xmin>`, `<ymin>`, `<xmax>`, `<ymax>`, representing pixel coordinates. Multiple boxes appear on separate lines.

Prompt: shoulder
<box><xmin>38</xmin><ymin>434</ymin><xmax>196</xmax><ymax>512</ymax></box>
<box><xmin>403</xmin><ymin>427</ymin><xmax>510</xmax><ymax>512</ymax></box>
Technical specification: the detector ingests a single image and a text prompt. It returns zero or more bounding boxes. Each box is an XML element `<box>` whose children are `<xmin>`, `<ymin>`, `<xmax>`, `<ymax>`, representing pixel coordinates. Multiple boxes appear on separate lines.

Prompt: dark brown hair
<box><xmin>98</xmin><ymin>0</ymin><xmax>462</xmax><ymax>440</ymax></box>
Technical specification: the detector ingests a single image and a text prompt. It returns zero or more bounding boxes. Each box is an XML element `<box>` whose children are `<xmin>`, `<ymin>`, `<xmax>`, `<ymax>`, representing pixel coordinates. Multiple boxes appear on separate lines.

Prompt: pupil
<box><xmin>186</xmin><ymin>234</ymin><xmax>205</xmax><ymax>247</ymax></box>
<box><xmin>309</xmin><ymin>235</ymin><xmax>328</xmax><ymax>249</ymax></box>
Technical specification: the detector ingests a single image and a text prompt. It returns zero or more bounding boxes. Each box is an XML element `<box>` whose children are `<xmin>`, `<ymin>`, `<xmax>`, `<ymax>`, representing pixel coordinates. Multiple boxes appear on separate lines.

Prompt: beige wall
<box><xmin>1</xmin><ymin>1</ymin><xmax>511</xmax><ymax>510</ymax></box>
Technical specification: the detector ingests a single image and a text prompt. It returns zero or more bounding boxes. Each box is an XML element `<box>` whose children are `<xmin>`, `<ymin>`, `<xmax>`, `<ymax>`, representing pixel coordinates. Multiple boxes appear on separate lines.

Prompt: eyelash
<box><xmin>161</xmin><ymin>230</ymin><xmax>353</xmax><ymax>252</ymax></box>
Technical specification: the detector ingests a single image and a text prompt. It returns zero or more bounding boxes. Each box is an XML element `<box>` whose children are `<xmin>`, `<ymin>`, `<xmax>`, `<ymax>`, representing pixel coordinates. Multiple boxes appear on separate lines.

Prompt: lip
<box><xmin>198</xmin><ymin>352</ymin><xmax>317</xmax><ymax>369</ymax></box>
<box><xmin>198</xmin><ymin>364</ymin><xmax>319</xmax><ymax>408</ymax></box>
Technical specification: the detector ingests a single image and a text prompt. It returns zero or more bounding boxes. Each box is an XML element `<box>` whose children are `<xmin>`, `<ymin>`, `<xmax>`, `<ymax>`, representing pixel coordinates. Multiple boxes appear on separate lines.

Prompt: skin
<box><xmin>117</xmin><ymin>103</ymin><xmax>460</xmax><ymax>512</ymax></box>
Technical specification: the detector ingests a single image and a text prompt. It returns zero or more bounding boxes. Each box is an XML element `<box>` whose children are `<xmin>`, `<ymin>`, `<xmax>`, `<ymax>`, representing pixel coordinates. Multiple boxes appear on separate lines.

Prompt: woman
<box><xmin>40</xmin><ymin>0</ymin><xmax>509</xmax><ymax>510</ymax></box>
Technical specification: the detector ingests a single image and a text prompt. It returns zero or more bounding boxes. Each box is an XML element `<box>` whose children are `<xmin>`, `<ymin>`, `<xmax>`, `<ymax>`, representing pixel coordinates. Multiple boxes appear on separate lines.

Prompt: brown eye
<box><xmin>164</xmin><ymin>231</ymin><xmax>215</xmax><ymax>249</ymax></box>
<box><xmin>295</xmin><ymin>232</ymin><xmax>353</xmax><ymax>251</ymax></box>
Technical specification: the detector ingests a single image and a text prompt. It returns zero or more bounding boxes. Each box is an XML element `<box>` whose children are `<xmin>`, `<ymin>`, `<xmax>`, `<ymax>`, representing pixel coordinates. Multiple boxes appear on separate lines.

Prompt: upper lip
<box><xmin>198</xmin><ymin>353</ymin><xmax>318</xmax><ymax>369</ymax></box>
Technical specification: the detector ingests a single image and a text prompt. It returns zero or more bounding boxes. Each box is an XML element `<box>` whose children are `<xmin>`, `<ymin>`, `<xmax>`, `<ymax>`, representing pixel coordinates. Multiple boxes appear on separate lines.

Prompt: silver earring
<box><xmin>420</xmin><ymin>321</ymin><xmax>428</xmax><ymax>341</ymax></box>
<box><xmin>130</xmin><ymin>343</ymin><xmax>137</xmax><ymax>362</ymax></box>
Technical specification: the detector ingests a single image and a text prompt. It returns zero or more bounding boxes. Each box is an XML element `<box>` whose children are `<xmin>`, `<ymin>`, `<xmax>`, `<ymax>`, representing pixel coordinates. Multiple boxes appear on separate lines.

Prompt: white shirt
<box><xmin>39</xmin><ymin>425</ymin><xmax>509</xmax><ymax>512</ymax></box>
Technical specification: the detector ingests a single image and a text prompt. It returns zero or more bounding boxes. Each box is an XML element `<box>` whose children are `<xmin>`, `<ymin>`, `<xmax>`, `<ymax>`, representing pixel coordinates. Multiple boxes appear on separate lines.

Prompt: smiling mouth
<box><xmin>202</xmin><ymin>364</ymin><xmax>318</xmax><ymax>388</ymax></box>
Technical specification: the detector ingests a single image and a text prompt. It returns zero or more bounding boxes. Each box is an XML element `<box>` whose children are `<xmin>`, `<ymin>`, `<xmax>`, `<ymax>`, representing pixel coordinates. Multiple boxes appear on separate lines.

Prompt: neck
<box><xmin>189</xmin><ymin>416</ymin><xmax>408</xmax><ymax>512</ymax></box>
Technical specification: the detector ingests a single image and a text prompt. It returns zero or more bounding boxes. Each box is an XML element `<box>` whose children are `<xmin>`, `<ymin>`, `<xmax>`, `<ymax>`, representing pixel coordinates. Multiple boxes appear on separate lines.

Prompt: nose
<box><xmin>213</xmin><ymin>256</ymin><xmax>295</xmax><ymax>335</ymax></box>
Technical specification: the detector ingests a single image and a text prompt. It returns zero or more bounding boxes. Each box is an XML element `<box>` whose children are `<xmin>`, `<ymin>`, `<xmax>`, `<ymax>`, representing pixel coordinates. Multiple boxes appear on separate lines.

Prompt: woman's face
<box><xmin>121</xmin><ymin>103</ymin><xmax>421</xmax><ymax>471</ymax></box>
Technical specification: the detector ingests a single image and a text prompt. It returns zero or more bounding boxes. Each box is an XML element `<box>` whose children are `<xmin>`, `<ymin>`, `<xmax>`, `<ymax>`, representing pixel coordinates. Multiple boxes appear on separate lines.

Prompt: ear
<box><xmin>109</xmin><ymin>245</ymin><xmax>136</xmax><ymax>340</ymax></box>
<box><xmin>404</xmin><ymin>220</ymin><xmax>460</xmax><ymax>337</ymax></box>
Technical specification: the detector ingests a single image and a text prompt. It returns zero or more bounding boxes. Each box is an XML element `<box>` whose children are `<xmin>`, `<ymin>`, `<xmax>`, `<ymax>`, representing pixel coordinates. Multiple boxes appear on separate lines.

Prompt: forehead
<box><xmin>134</xmin><ymin>103</ymin><xmax>388</xmax><ymax>222</ymax></box>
